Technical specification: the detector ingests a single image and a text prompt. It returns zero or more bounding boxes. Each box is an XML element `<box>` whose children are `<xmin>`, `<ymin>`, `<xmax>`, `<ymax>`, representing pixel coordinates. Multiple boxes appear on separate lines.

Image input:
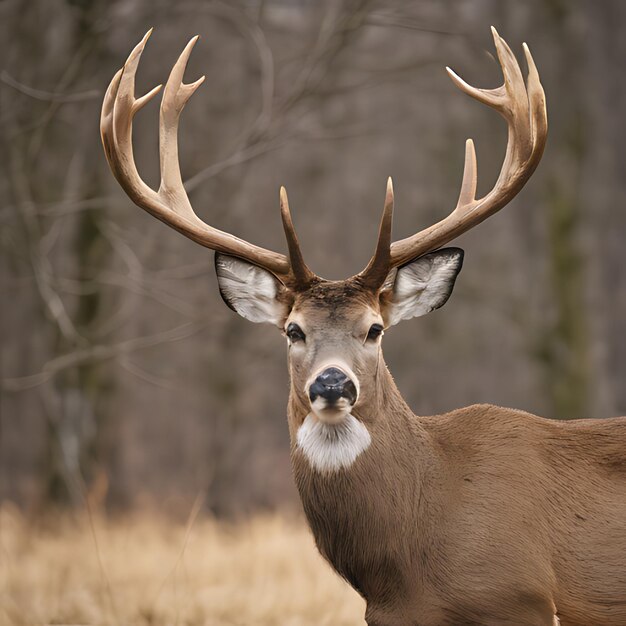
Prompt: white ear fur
<box><xmin>215</xmin><ymin>253</ymin><xmax>289</xmax><ymax>326</ymax></box>
<box><xmin>382</xmin><ymin>248</ymin><xmax>463</xmax><ymax>327</ymax></box>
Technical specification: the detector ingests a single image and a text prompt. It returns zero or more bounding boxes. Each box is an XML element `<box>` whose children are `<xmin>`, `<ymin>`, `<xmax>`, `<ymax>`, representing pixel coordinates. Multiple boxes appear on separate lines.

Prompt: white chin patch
<box><xmin>296</xmin><ymin>413</ymin><xmax>371</xmax><ymax>473</ymax></box>
<box><xmin>310</xmin><ymin>397</ymin><xmax>353</xmax><ymax>424</ymax></box>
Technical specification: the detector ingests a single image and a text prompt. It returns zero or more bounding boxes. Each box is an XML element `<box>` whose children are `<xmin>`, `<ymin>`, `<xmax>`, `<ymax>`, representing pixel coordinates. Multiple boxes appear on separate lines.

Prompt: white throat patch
<box><xmin>296</xmin><ymin>413</ymin><xmax>371</xmax><ymax>473</ymax></box>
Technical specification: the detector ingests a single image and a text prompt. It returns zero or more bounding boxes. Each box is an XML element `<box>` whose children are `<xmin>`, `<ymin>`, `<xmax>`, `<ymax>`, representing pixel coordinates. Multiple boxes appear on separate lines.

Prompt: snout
<box><xmin>309</xmin><ymin>367</ymin><xmax>358</xmax><ymax>408</ymax></box>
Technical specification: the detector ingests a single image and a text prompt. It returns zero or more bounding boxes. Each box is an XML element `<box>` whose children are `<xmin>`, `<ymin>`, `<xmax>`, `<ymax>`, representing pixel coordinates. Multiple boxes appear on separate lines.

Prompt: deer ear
<box><xmin>215</xmin><ymin>253</ymin><xmax>291</xmax><ymax>327</ymax></box>
<box><xmin>381</xmin><ymin>248</ymin><xmax>464</xmax><ymax>327</ymax></box>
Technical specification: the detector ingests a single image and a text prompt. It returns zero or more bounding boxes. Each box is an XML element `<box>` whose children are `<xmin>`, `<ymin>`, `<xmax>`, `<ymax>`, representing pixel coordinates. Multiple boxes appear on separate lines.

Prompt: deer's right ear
<box><xmin>215</xmin><ymin>253</ymin><xmax>291</xmax><ymax>327</ymax></box>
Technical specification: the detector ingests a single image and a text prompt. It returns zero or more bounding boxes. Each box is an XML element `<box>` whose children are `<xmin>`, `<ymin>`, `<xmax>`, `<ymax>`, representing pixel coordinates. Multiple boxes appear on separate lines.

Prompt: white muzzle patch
<box><xmin>296</xmin><ymin>413</ymin><xmax>371</xmax><ymax>473</ymax></box>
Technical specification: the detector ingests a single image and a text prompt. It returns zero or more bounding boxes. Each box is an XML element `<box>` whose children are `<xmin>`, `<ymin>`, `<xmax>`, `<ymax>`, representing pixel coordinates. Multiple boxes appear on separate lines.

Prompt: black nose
<box><xmin>309</xmin><ymin>367</ymin><xmax>358</xmax><ymax>406</ymax></box>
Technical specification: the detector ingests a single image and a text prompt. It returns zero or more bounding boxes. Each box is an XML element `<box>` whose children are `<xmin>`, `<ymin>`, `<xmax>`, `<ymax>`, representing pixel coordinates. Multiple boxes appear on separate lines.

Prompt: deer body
<box><xmin>101</xmin><ymin>27</ymin><xmax>626</xmax><ymax>626</ymax></box>
<box><xmin>294</xmin><ymin>405</ymin><xmax>626</xmax><ymax>626</ymax></box>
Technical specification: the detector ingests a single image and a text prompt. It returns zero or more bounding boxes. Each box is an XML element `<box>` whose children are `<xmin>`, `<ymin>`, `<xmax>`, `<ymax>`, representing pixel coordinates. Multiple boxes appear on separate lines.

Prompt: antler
<box><xmin>360</xmin><ymin>27</ymin><xmax>547</xmax><ymax>287</ymax></box>
<box><xmin>101</xmin><ymin>30</ymin><xmax>315</xmax><ymax>289</ymax></box>
<box><xmin>103</xmin><ymin>28</ymin><xmax>546</xmax><ymax>294</ymax></box>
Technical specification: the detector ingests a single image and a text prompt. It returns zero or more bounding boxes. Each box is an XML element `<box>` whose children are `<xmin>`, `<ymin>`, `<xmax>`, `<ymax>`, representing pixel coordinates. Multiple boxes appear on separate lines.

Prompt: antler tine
<box><xmin>280</xmin><ymin>187</ymin><xmax>317</xmax><ymax>289</ymax></box>
<box><xmin>456</xmin><ymin>138</ymin><xmax>478</xmax><ymax>210</ymax></box>
<box><xmin>100</xmin><ymin>31</ymin><xmax>293</xmax><ymax>282</ymax></box>
<box><xmin>158</xmin><ymin>35</ymin><xmax>205</xmax><ymax>218</ymax></box>
<box><xmin>101</xmin><ymin>31</ymin><xmax>163</xmax><ymax>208</ymax></box>
<box><xmin>359</xmin><ymin>177</ymin><xmax>394</xmax><ymax>289</ymax></box>
<box><xmin>386</xmin><ymin>28</ymin><xmax>547</xmax><ymax>269</ymax></box>
<box><xmin>523</xmin><ymin>42</ymin><xmax>548</xmax><ymax>163</ymax></box>
<box><xmin>101</xmin><ymin>68</ymin><xmax>124</xmax><ymax>176</ymax></box>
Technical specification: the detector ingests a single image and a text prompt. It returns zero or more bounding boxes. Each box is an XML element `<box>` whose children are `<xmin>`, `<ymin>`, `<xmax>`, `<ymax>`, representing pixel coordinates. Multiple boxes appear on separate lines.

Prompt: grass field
<box><xmin>0</xmin><ymin>504</ymin><xmax>365</xmax><ymax>625</ymax></box>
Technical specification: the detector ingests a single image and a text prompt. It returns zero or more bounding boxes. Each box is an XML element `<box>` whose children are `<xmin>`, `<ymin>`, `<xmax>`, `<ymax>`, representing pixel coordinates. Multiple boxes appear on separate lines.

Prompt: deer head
<box><xmin>101</xmin><ymin>26</ymin><xmax>546</xmax><ymax>433</ymax></box>
<box><xmin>213</xmin><ymin>179</ymin><xmax>465</xmax><ymax>428</ymax></box>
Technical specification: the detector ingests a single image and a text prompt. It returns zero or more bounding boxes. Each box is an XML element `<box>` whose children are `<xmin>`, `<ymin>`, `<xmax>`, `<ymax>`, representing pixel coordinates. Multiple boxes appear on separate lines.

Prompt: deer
<box><xmin>101</xmin><ymin>27</ymin><xmax>626</xmax><ymax>626</ymax></box>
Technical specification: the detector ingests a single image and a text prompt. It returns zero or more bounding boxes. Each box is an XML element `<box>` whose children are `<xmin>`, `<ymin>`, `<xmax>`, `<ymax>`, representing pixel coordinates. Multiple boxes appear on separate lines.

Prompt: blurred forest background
<box><xmin>2</xmin><ymin>0</ymin><xmax>626</xmax><ymax>519</ymax></box>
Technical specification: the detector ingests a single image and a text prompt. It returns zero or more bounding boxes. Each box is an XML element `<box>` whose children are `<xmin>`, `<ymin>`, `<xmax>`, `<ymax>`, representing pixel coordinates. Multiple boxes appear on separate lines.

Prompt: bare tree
<box><xmin>2</xmin><ymin>0</ymin><xmax>626</xmax><ymax>514</ymax></box>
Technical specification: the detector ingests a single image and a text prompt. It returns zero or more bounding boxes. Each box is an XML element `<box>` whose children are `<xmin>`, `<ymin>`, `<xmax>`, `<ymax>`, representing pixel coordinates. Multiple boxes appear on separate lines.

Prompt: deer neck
<box><xmin>288</xmin><ymin>355</ymin><xmax>437</xmax><ymax>600</ymax></box>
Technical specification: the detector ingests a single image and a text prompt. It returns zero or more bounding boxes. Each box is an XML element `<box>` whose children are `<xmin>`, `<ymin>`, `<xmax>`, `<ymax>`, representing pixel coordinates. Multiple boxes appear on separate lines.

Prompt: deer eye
<box><xmin>366</xmin><ymin>323</ymin><xmax>384</xmax><ymax>342</ymax></box>
<box><xmin>286</xmin><ymin>322</ymin><xmax>306</xmax><ymax>343</ymax></box>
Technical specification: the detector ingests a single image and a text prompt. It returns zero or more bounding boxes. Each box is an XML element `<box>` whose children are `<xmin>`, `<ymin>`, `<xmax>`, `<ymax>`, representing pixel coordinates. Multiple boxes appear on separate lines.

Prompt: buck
<box><xmin>101</xmin><ymin>28</ymin><xmax>626</xmax><ymax>626</ymax></box>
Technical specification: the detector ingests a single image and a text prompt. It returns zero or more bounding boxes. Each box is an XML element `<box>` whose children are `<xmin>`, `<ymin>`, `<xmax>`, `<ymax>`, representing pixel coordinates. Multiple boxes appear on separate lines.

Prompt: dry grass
<box><xmin>0</xmin><ymin>505</ymin><xmax>365</xmax><ymax>625</ymax></box>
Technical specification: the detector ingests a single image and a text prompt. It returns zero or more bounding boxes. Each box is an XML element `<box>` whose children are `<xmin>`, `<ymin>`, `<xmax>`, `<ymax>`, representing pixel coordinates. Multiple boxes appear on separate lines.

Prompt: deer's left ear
<box><xmin>215</xmin><ymin>253</ymin><xmax>291</xmax><ymax>327</ymax></box>
<box><xmin>380</xmin><ymin>248</ymin><xmax>464</xmax><ymax>327</ymax></box>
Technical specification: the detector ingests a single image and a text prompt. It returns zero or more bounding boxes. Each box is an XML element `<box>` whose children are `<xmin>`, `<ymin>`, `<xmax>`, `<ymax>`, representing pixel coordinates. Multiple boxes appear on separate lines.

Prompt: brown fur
<box><xmin>285</xmin><ymin>285</ymin><xmax>626</xmax><ymax>626</ymax></box>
